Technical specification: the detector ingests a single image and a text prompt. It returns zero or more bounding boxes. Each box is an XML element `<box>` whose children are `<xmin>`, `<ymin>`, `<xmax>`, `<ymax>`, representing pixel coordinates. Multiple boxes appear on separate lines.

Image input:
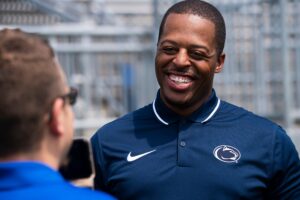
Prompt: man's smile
<box><xmin>169</xmin><ymin>74</ymin><xmax>192</xmax><ymax>84</ymax></box>
<box><xmin>166</xmin><ymin>73</ymin><xmax>194</xmax><ymax>91</ymax></box>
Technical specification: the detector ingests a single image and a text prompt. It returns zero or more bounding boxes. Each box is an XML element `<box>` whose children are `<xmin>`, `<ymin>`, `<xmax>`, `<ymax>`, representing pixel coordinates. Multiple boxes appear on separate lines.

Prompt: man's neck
<box><xmin>0</xmin><ymin>151</ymin><xmax>59</xmax><ymax>170</ymax></box>
<box><xmin>161</xmin><ymin>91</ymin><xmax>212</xmax><ymax>117</ymax></box>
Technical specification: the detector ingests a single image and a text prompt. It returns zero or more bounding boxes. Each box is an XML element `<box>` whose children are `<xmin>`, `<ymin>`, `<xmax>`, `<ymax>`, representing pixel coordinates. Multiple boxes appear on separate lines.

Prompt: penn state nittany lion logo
<box><xmin>213</xmin><ymin>145</ymin><xmax>241</xmax><ymax>163</ymax></box>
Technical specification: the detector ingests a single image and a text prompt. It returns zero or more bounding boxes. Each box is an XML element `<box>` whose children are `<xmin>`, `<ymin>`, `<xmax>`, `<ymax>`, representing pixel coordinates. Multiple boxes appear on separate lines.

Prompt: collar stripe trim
<box><xmin>152</xmin><ymin>98</ymin><xmax>169</xmax><ymax>125</ymax></box>
<box><xmin>152</xmin><ymin>97</ymin><xmax>221</xmax><ymax>125</ymax></box>
<box><xmin>201</xmin><ymin>98</ymin><xmax>221</xmax><ymax>123</ymax></box>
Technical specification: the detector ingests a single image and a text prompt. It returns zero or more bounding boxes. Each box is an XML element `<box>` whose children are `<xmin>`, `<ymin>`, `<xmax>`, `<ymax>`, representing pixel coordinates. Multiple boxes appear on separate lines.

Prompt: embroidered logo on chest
<box><xmin>127</xmin><ymin>149</ymin><xmax>156</xmax><ymax>162</ymax></box>
<box><xmin>213</xmin><ymin>145</ymin><xmax>241</xmax><ymax>163</ymax></box>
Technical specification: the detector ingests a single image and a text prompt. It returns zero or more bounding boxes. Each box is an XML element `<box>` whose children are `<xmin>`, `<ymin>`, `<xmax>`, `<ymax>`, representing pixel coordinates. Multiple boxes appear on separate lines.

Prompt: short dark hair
<box><xmin>158</xmin><ymin>0</ymin><xmax>226</xmax><ymax>56</ymax></box>
<box><xmin>0</xmin><ymin>29</ymin><xmax>65</xmax><ymax>157</ymax></box>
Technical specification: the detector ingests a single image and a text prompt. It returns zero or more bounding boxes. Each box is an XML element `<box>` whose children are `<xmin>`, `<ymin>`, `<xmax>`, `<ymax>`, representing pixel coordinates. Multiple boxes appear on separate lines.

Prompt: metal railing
<box><xmin>1</xmin><ymin>0</ymin><xmax>299</xmax><ymax>141</ymax></box>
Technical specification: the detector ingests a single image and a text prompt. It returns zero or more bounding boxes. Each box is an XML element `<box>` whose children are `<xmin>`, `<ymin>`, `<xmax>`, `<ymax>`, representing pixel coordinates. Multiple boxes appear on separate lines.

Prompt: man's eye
<box><xmin>190</xmin><ymin>51</ymin><xmax>207</xmax><ymax>60</ymax></box>
<box><xmin>162</xmin><ymin>47</ymin><xmax>177</xmax><ymax>54</ymax></box>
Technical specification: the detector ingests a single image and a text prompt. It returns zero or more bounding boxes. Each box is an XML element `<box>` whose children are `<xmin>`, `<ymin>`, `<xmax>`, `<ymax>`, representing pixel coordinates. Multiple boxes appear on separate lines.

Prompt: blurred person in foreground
<box><xmin>91</xmin><ymin>0</ymin><xmax>300</xmax><ymax>199</ymax></box>
<box><xmin>0</xmin><ymin>29</ymin><xmax>115</xmax><ymax>200</ymax></box>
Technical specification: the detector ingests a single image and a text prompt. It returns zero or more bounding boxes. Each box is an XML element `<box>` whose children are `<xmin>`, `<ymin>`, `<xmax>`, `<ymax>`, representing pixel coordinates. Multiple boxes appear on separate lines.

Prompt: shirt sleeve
<box><xmin>267</xmin><ymin>126</ymin><xmax>300</xmax><ymax>199</ymax></box>
<box><xmin>91</xmin><ymin>133</ymin><xmax>109</xmax><ymax>192</ymax></box>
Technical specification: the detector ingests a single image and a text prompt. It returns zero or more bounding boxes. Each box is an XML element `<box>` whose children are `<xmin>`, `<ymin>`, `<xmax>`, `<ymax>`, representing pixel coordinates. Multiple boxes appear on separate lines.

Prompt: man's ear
<box><xmin>215</xmin><ymin>53</ymin><xmax>225</xmax><ymax>73</ymax></box>
<box><xmin>49</xmin><ymin>98</ymin><xmax>65</xmax><ymax>137</ymax></box>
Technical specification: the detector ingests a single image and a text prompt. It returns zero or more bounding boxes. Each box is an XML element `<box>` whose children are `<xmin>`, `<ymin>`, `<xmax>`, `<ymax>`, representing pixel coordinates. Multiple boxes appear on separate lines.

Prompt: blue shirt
<box><xmin>0</xmin><ymin>161</ymin><xmax>115</xmax><ymax>200</ymax></box>
<box><xmin>91</xmin><ymin>90</ymin><xmax>300</xmax><ymax>200</ymax></box>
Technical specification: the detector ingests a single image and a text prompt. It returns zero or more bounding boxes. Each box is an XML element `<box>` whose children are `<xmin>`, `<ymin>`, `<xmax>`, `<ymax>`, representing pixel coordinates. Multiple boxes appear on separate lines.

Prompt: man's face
<box><xmin>57</xmin><ymin>65</ymin><xmax>75</xmax><ymax>161</ymax></box>
<box><xmin>62</xmin><ymin>87</ymin><xmax>74</xmax><ymax>153</ymax></box>
<box><xmin>155</xmin><ymin>13</ymin><xmax>224</xmax><ymax>116</ymax></box>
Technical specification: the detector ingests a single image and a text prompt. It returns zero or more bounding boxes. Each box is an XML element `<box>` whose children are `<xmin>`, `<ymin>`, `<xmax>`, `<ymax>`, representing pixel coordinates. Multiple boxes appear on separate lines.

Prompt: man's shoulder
<box><xmin>60</xmin><ymin>185</ymin><xmax>115</xmax><ymax>200</ymax></box>
<box><xmin>121</xmin><ymin>103</ymin><xmax>154</xmax><ymax>120</ymax></box>
<box><xmin>44</xmin><ymin>183</ymin><xmax>116</xmax><ymax>200</ymax></box>
<box><xmin>0</xmin><ymin>177</ymin><xmax>115</xmax><ymax>200</ymax></box>
<box><xmin>93</xmin><ymin>103</ymin><xmax>154</xmax><ymax>137</ymax></box>
<box><xmin>218</xmin><ymin>100</ymin><xmax>279</xmax><ymax>129</ymax></box>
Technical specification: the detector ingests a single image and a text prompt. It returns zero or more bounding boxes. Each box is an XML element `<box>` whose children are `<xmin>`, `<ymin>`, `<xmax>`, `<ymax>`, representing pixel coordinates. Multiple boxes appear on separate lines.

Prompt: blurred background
<box><xmin>1</xmin><ymin>0</ymin><xmax>300</xmax><ymax>150</ymax></box>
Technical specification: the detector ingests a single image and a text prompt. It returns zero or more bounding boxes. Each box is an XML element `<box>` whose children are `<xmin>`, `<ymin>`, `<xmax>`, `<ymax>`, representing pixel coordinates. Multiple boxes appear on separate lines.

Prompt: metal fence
<box><xmin>1</xmin><ymin>0</ymin><xmax>300</xmax><ymax>143</ymax></box>
<box><xmin>217</xmin><ymin>0</ymin><xmax>300</xmax><ymax>143</ymax></box>
<box><xmin>43</xmin><ymin>25</ymin><xmax>155</xmax><ymax>136</ymax></box>
<box><xmin>215</xmin><ymin>0</ymin><xmax>300</xmax><ymax>146</ymax></box>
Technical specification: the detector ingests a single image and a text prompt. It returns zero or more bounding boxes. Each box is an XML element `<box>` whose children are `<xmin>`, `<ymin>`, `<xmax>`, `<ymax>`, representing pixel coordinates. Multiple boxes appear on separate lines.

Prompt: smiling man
<box><xmin>91</xmin><ymin>1</ymin><xmax>300</xmax><ymax>199</ymax></box>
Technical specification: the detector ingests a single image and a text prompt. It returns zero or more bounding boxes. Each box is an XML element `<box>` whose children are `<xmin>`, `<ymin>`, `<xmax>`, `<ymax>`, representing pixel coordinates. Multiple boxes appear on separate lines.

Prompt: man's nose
<box><xmin>172</xmin><ymin>49</ymin><xmax>190</xmax><ymax>67</ymax></box>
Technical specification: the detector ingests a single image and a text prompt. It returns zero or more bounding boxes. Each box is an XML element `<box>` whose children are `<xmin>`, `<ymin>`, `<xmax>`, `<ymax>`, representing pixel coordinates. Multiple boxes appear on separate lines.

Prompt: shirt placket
<box><xmin>177</xmin><ymin>119</ymin><xmax>190</xmax><ymax>167</ymax></box>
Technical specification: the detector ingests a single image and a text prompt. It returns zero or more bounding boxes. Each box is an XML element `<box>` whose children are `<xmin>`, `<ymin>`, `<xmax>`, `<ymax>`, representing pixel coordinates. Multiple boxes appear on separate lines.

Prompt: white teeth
<box><xmin>169</xmin><ymin>74</ymin><xmax>191</xmax><ymax>83</ymax></box>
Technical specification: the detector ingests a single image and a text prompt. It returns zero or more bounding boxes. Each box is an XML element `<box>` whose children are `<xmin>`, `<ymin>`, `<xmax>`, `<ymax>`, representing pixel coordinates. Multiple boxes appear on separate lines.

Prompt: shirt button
<box><xmin>180</xmin><ymin>141</ymin><xmax>186</xmax><ymax>147</ymax></box>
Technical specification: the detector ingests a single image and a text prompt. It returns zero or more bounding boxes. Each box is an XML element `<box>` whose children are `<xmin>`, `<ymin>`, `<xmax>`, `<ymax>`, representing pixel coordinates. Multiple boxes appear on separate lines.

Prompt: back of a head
<box><xmin>0</xmin><ymin>29</ymin><xmax>64</xmax><ymax>158</ymax></box>
<box><xmin>158</xmin><ymin>0</ymin><xmax>226</xmax><ymax>56</ymax></box>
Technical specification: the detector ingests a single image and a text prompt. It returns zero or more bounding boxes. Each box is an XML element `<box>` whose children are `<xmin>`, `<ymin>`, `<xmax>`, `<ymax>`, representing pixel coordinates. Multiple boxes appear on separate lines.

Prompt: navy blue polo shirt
<box><xmin>91</xmin><ymin>89</ymin><xmax>300</xmax><ymax>200</ymax></box>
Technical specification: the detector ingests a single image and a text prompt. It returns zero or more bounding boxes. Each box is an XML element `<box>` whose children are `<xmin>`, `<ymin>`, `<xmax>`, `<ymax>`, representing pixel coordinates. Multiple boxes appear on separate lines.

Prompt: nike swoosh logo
<box><xmin>127</xmin><ymin>149</ymin><xmax>156</xmax><ymax>162</ymax></box>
